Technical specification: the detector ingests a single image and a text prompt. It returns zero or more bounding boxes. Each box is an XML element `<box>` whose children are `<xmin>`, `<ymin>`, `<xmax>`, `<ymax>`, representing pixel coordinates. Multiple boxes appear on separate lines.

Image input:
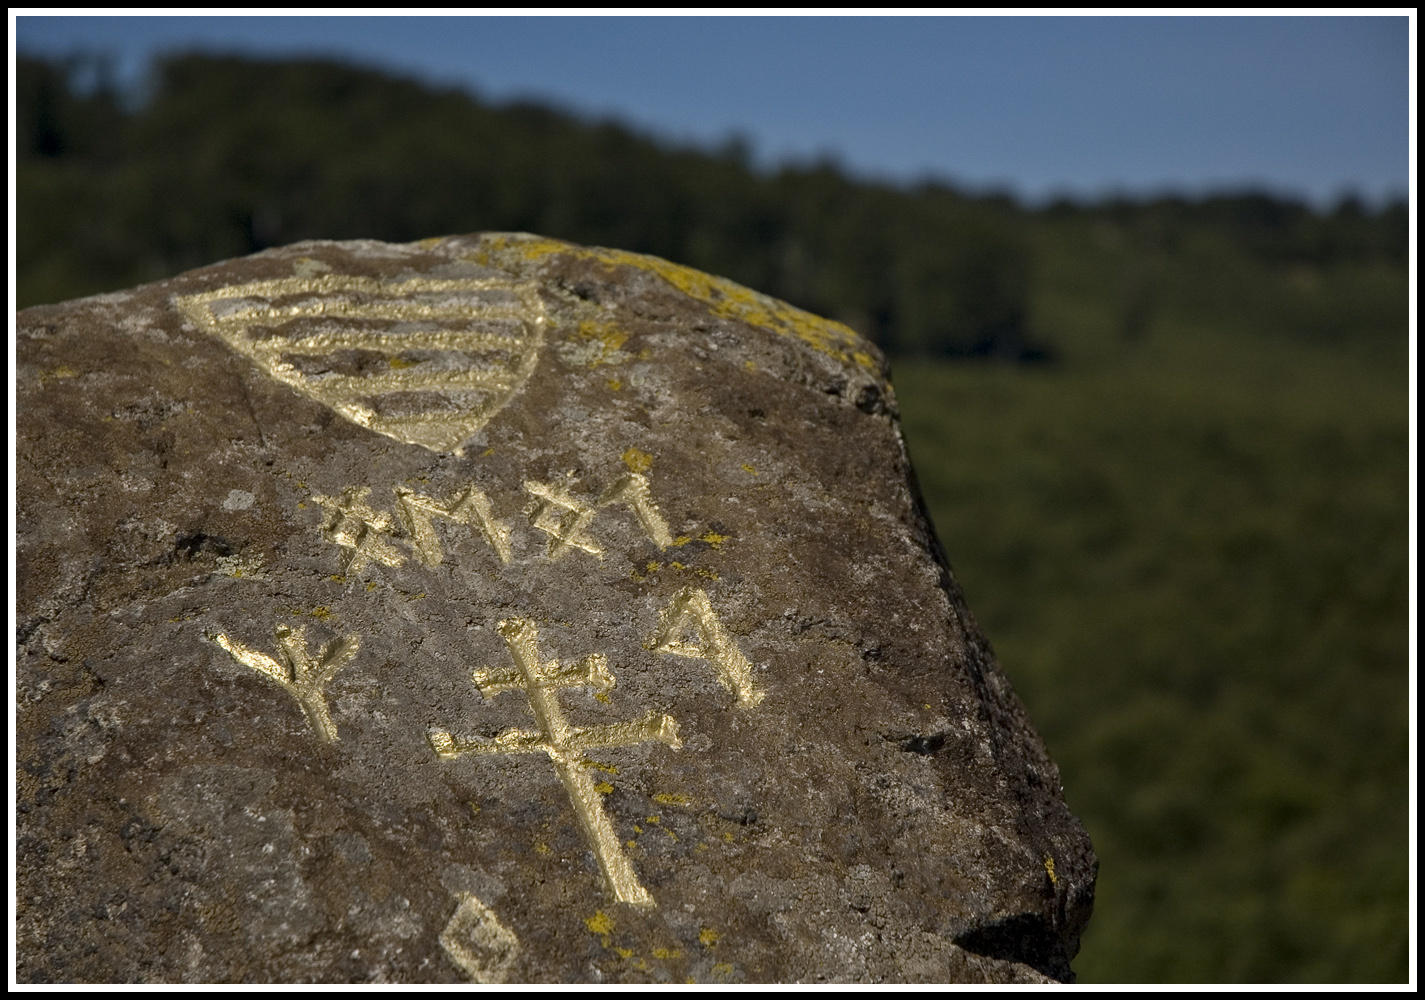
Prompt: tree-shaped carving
<box><xmin>210</xmin><ymin>624</ymin><xmax>360</xmax><ymax>742</ymax></box>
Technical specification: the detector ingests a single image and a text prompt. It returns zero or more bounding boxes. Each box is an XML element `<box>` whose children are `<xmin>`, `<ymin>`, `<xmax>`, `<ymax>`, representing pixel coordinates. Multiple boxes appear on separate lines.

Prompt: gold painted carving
<box><xmin>208</xmin><ymin>444</ymin><xmax>766</xmax><ymax>922</ymax></box>
<box><xmin>429</xmin><ymin>619</ymin><xmax>681</xmax><ymax>907</ymax></box>
<box><xmin>174</xmin><ymin>274</ymin><xmax>547</xmax><ymax>453</ymax></box>
<box><xmin>440</xmin><ymin>893</ymin><xmax>521</xmax><ymax>983</ymax></box>
<box><xmin>396</xmin><ymin>486</ymin><xmax>512</xmax><ymax>566</ymax></box>
<box><xmin>599</xmin><ymin>473</ymin><xmax>674</xmax><ymax>549</ymax></box>
<box><xmin>311</xmin><ymin>466</ymin><xmax>673</xmax><ymax>573</ymax></box>
<box><xmin>523</xmin><ymin>471</ymin><xmax>672</xmax><ymax>560</ymax></box>
<box><xmin>652</xmin><ymin>587</ymin><xmax>764</xmax><ymax>707</ymax></box>
<box><xmin>523</xmin><ymin>480</ymin><xmax>604</xmax><ymax>559</ymax></box>
<box><xmin>312</xmin><ymin>487</ymin><xmax>406</xmax><ymax>574</ymax></box>
<box><xmin>209</xmin><ymin>625</ymin><xmax>360</xmax><ymax>742</ymax></box>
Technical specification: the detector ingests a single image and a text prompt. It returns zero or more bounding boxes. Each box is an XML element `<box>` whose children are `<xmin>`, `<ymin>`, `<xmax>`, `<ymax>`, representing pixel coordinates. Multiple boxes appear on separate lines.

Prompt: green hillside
<box><xmin>16</xmin><ymin>52</ymin><xmax>1411</xmax><ymax>983</ymax></box>
<box><xmin>897</xmin><ymin>344</ymin><xmax>1407</xmax><ymax>982</ymax></box>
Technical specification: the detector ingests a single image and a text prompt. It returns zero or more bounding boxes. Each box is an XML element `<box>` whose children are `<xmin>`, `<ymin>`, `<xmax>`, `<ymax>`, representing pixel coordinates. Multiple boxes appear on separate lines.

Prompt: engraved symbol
<box><xmin>429</xmin><ymin>620</ymin><xmax>681</xmax><ymax>907</ymax></box>
<box><xmin>208</xmin><ymin>625</ymin><xmax>360</xmax><ymax>742</ymax></box>
<box><xmin>396</xmin><ymin>485</ymin><xmax>512</xmax><ymax>566</ymax></box>
<box><xmin>524</xmin><ymin>471</ymin><xmax>672</xmax><ymax>559</ymax></box>
<box><xmin>440</xmin><ymin>893</ymin><xmax>520</xmax><ymax>983</ymax></box>
<box><xmin>313</xmin><ymin>487</ymin><xmax>405</xmax><ymax>575</ymax></box>
<box><xmin>652</xmin><ymin>588</ymin><xmax>764</xmax><ymax>707</ymax></box>
<box><xmin>523</xmin><ymin>480</ymin><xmax>603</xmax><ymax>559</ymax></box>
<box><xmin>598</xmin><ymin>473</ymin><xmax>673</xmax><ymax>549</ymax></box>
<box><xmin>174</xmin><ymin>274</ymin><xmax>547</xmax><ymax>453</ymax></box>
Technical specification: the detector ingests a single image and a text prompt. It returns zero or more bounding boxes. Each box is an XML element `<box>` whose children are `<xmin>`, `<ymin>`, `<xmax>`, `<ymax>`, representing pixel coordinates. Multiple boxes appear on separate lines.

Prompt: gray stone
<box><xmin>15</xmin><ymin>234</ymin><xmax>1095</xmax><ymax>983</ymax></box>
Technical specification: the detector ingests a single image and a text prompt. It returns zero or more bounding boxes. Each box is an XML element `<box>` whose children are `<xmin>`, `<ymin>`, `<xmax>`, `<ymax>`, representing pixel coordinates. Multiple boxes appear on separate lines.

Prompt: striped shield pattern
<box><xmin>175</xmin><ymin>274</ymin><xmax>547</xmax><ymax>453</ymax></box>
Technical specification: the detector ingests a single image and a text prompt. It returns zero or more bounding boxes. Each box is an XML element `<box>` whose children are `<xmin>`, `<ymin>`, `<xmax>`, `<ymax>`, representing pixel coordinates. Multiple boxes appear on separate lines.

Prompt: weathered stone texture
<box><xmin>15</xmin><ymin>234</ymin><xmax>1095</xmax><ymax>983</ymax></box>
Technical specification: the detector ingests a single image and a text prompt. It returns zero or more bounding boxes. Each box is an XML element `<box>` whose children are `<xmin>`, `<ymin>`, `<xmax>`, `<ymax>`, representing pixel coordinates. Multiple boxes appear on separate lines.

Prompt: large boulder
<box><xmin>15</xmin><ymin>234</ymin><xmax>1095</xmax><ymax>983</ymax></box>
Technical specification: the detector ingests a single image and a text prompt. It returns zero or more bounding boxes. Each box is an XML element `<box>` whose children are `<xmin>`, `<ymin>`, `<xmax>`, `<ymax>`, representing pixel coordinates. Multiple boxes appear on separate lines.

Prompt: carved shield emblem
<box><xmin>175</xmin><ymin>274</ymin><xmax>546</xmax><ymax>453</ymax></box>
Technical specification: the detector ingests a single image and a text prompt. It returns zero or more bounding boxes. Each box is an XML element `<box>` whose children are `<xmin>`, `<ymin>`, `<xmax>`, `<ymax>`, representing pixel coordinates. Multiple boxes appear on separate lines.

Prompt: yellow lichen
<box><xmin>490</xmin><ymin>235</ymin><xmax>573</xmax><ymax>261</ymax></box>
<box><xmin>653</xmin><ymin>793</ymin><xmax>689</xmax><ymax>806</ymax></box>
<box><xmin>657</xmin><ymin>559</ymin><xmax>719</xmax><ymax>581</ymax></box>
<box><xmin>590</xmin><ymin>248</ymin><xmax>870</xmax><ymax>369</ymax></box>
<box><xmin>556</xmin><ymin>317</ymin><xmax>633</xmax><ymax>369</ymax></box>
<box><xmin>580</xmin><ymin>320</ymin><xmax>628</xmax><ymax>354</ymax></box>
<box><xmin>699</xmin><ymin>928</ymin><xmax>720</xmax><ymax>947</ymax></box>
<box><xmin>585</xmin><ymin>909</ymin><xmax>616</xmax><ymax>948</ymax></box>
<box><xmin>622</xmin><ymin>447</ymin><xmax>655</xmax><ymax>473</ymax></box>
<box><xmin>478</xmin><ymin>235</ymin><xmax>876</xmax><ymax>371</ymax></box>
<box><xmin>567</xmin><ymin>319</ymin><xmax>630</xmax><ymax>365</ymax></box>
<box><xmin>631</xmin><ymin>560</ymin><xmax>664</xmax><ymax>582</ymax></box>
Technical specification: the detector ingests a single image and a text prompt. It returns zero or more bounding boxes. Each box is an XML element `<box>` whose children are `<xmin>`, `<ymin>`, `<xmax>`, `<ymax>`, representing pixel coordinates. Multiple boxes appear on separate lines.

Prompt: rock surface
<box><xmin>15</xmin><ymin>234</ymin><xmax>1096</xmax><ymax>983</ymax></box>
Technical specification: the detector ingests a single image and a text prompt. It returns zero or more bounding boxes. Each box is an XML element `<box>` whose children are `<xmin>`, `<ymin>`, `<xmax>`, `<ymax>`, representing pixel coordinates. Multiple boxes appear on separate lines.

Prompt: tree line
<box><xmin>16</xmin><ymin>53</ymin><xmax>1408</xmax><ymax>359</ymax></box>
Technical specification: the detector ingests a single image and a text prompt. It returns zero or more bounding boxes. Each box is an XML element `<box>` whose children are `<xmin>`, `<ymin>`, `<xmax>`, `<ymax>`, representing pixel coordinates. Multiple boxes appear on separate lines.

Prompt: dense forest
<box><xmin>15</xmin><ymin>52</ymin><xmax>1410</xmax><ymax>984</ymax></box>
<box><xmin>16</xmin><ymin>53</ymin><xmax>1407</xmax><ymax>360</ymax></box>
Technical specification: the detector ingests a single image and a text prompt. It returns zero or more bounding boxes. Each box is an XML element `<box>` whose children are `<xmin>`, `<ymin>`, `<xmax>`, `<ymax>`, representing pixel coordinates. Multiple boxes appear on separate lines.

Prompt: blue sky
<box><xmin>13</xmin><ymin>13</ymin><xmax>1413</xmax><ymax>206</ymax></box>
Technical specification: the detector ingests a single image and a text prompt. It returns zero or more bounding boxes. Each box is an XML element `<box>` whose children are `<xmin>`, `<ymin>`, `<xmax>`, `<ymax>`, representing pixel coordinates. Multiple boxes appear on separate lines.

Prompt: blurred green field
<box><xmin>894</xmin><ymin>227</ymin><xmax>1409</xmax><ymax>981</ymax></box>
